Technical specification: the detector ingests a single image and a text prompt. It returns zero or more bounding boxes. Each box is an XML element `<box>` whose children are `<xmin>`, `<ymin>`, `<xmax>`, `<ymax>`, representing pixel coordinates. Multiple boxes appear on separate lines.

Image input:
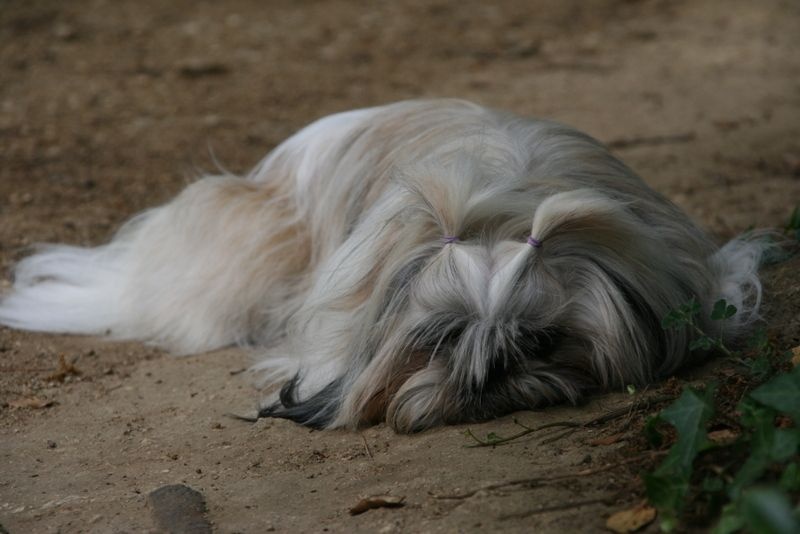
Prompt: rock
<box><xmin>148</xmin><ymin>484</ymin><xmax>212</xmax><ymax>534</ymax></box>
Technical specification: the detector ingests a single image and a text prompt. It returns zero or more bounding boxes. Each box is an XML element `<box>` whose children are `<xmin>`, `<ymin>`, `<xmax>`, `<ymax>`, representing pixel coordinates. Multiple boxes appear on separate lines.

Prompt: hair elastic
<box><xmin>527</xmin><ymin>236</ymin><xmax>542</xmax><ymax>248</ymax></box>
<box><xmin>442</xmin><ymin>236</ymin><xmax>460</xmax><ymax>244</ymax></box>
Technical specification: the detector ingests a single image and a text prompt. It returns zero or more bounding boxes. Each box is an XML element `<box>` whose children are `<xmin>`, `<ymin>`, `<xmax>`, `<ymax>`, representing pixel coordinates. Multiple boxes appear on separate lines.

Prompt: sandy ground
<box><xmin>1</xmin><ymin>0</ymin><xmax>799</xmax><ymax>532</ymax></box>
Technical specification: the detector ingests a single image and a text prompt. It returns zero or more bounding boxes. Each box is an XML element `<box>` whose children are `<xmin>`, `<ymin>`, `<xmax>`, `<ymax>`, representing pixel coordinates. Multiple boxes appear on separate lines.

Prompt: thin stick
<box><xmin>361</xmin><ymin>433</ymin><xmax>374</xmax><ymax>459</ymax></box>
<box><xmin>499</xmin><ymin>496</ymin><xmax>614</xmax><ymax>520</ymax></box>
<box><xmin>539</xmin><ymin>427</ymin><xmax>578</xmax><ymax>445</ymax></box>
<box><xmin>435</xmin><ymin>450</ymin><xmax>666</xmax><ymax>500</ymax></box>
<box><xmin>466</xmin><ymin>394</ymin><xmax>673</xmax><ymax>448</ymax></box>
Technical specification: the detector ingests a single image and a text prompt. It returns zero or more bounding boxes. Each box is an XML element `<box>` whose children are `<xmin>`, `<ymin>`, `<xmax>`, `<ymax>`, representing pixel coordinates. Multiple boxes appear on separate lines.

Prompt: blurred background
<box><xmin>1</xmin><ymin>0</ymin><xmax>798</xmax><ymax>255</ymax></box>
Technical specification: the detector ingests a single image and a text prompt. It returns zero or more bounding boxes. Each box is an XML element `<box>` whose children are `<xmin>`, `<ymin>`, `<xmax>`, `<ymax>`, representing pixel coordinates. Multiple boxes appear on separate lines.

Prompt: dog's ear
<box><xmin>530</xmin><ymin>189</ymin><xmax>646</xmax><ymax>256</ymax></box>
<box><xmin>528</xmin><ymin>189</ymin><xmax>701</xmax><ymax>385</ymax></box>
<box><xmin>345</xmin><ymin>348</ymin><xmax>429</xmax><ymax>427</ymax></box>
<box><xmin>385</xmin><ymin>363</ymin><xmax>449</xmax><ymax>433</ymax></box>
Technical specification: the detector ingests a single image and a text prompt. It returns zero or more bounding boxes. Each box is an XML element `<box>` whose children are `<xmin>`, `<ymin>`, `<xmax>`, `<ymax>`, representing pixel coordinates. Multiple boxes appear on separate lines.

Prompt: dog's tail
<box><xmin>706</xmin><ymin>233</ymin><xmax>773</xmax><ymax>340</ymax></box>
<box><xmin>0</xmin><ymin>176</ymin><xmax>307</xmax><ymax>353</ymax></box>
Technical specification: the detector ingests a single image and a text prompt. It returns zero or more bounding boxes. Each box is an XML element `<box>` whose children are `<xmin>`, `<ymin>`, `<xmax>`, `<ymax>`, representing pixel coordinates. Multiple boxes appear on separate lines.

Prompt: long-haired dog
<box><xmin>0</xmin><ymin>99</ymin><xmax>764</xmax><ymax>432</ymax></box>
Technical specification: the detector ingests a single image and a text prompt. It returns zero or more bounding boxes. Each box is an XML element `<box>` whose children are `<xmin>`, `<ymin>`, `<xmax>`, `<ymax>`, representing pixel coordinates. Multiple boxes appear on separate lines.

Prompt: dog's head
<box><xmin>259</xmin><ymin>149</ymin><xmax>714</xmax><ymax>432</ymax></box>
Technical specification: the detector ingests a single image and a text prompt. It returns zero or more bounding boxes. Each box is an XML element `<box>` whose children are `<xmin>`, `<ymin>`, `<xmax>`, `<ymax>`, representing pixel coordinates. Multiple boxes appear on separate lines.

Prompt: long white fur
<box><xmin>0</xmin><ymin>99</ymin><xmax>765</xmax><ymax>432</ymax></box>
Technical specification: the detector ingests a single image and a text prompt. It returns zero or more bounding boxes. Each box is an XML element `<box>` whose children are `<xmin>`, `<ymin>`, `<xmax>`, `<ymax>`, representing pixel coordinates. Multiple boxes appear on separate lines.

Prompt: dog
<box><xmin>0</xmin><ymin>99</ymin><xmax>764</xmax><ymax>432</ymax></box>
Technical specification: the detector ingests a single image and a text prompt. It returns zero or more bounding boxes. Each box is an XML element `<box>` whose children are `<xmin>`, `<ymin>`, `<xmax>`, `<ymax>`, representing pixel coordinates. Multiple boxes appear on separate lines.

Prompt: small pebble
<box><xmin>148</xmin><ymin>484</ymin><xmax>212</xmax><ymax>534</ymax></box>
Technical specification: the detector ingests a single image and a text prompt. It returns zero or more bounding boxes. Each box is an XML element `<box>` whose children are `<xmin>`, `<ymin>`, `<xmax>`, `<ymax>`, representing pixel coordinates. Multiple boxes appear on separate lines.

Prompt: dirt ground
<box><xmin>1</xmin><ymin>0</ymin><xmax>799</xmax><ymax>532</ymax></box>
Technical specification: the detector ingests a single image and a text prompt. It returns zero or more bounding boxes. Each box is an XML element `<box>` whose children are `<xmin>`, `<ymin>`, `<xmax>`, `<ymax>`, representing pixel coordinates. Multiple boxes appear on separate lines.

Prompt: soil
<box><xmin>1</xmin><ymin>0</ymin><xmax>799</xmax><ymax>532</ymax></box>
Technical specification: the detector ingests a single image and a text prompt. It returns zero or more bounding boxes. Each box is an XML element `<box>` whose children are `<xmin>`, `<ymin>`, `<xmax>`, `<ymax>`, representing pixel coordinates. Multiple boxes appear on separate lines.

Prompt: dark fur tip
<box><xmin>257</xmin><ymin>374</ymin><xmax>343</xmax><ymax>429</ymax></box>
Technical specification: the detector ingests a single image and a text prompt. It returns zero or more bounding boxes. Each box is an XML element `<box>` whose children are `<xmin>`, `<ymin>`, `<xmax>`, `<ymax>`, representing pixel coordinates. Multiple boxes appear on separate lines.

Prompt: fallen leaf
<box><xmin>9</xmin><ymin>396</ymin><xmax>55</xmax><ymax>409</ymax></box>
<box><xmin>349</xmin><ymin>495</ymin><xmax>405</xmax><ymax>515</ymax></box>
<box><xmin>605</xmin><ymin>502</ymin><xmax>657</xmax><ymax>533</ymax></box>
<box><xmin>708</xmin><ymin>429</ymin><xmax>739</xmax><ymax>444</ymax></box>
<box><xmin>790</xmin><ymin>346</ymin><xmax>800</xmax><ymax>367</ymax></box>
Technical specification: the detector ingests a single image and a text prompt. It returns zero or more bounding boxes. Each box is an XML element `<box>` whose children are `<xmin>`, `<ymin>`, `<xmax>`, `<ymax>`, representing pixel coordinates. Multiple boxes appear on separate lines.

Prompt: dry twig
<box><xmin>435</xmin><ymin>451</ymin><xmax>666</xmax><ymax>500</ymax></box>
<box><xmin>360</xmin><ymin>433</ymin><xmax>374</xmax><ymax>459</ymax></box>
<box><xmin>466</xmin><ymin>394</ymin><xmax>673</xmax><ymax>448</ymax></box>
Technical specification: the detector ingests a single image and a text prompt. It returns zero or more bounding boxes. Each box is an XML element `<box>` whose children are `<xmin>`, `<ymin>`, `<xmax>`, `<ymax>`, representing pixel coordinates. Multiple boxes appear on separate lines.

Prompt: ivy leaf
<box><xmin>642</xmin><ymin>473</ymin><xmax>684</xmax><ymax>532</ymax></box>
<box><xmin>690</xmin><ymin>336</ymin><xmax>714</xmax><ymax>351</ymax></box>
<box><xmin>727</xmin><ymin>403</ymin><xmax>800</xmax><ymax>501</ymax></box>
<box><xmin>661</xmin><ymin>310</ymin><xmax>683</xmax><ymax>330</ymax></box>
<box><xmin>750</xmin><ymin>366</ymin><xmax>800</xmax><ymax>422</ymax></box>
<box><xmin>702</xmin><ymin>476</ymin><xmax>725</xmax><ymax>493</ymax></box>
<box><xmin>770</xmin><ymin>428</ymin><xmax>800</xmax><ymax>462</ymax></box>
<box><xmin>779</xmin><ymin>462</ymin><xmax>800</xmax><ymax>492</ymax></box>
<box><xmin>728</xmin><ymin>401</ymin><xmax>775</xmax><ymax>499</ymax></box>
<box><xmin>748</xmin><ymin>356</ymin><xmax>772</xmax><ymax>380</ymax></box>
<box><xmin>712</xmin><ymin>503</ymin><xmax>745</xmax><ymax>534</ymax></box>
<box><xmin>644</xmin><ymin>415</ymin><xmax>664</xmax><ymax>447</ymax></box>
<box><xmin>728</xmin><ymin>453</ymin><xmax>770</xmax><ymax>501</ymax></box>
<box><xmin>645</xmin><ymin>386</ymin><xmax>716</xmax><ymax>527</ymax></box>
<box><xmin>742</xmin><ymin>488</ymin><xmax>800</xmax><ymax>534</ymax></box>
<box><xmin>748</xmin><ymin>328</ymin><xmax>770</xmax><ymax>351</ymax></box>
<box><xmin>658</xmin><ymin>386</ymin><xmax>716</xmax><ymax>477</ymax></box>
<box><xmin>711</xmin><ymin>299</ymin><xmax>737</xmax><ymax>321</ymax></box>
<box><xmin>684</xmin><ymin>298</ymin><xmax>701</xmax><ymax>318</ymax></box>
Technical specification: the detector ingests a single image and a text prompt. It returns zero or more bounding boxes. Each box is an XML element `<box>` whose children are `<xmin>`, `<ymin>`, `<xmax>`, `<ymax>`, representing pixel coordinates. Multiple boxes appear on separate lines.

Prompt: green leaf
<box><xmin>742</xmin><ymin>488</ymin><xmax>800</xmax><ymax>534</ymax></box>
<box><xmin>690</xmin><ymin>336</ymin><xmax>713</xmax><ymax>351</ymax></box>
<box><xmin>779</xmin><ymin>462</ymin><xmax>800</xmax><ymax>492</ymax></box>
<box><xmin>750</xmin><ymin>366</ymin><xmax>800</xmax><ymax>422</ymax></box>
<box><xmin>728</xmin><ymin>453</ymin><xmax>770</xmax><ymax>501</ymax></box>
<box><xmin>712</xmin><ymin>502</ymin><xmax>745</xmax><ymax>534</ymax></box>
<box><xmin>702</xmin><ymin>476</ymin><xmax>725</xmax><ymax>493</ymax></box>
<box><xmin>711</xmin><ymin>300</ymin><xmax>737</xmax><ymax>321</ymax></box>
<box><xmin>748</xmin><ymin>328</ymin><xmax>770</xmax><ymax>351</ymax></box>
<box><xmin>657</xmin><ymin>386</ymin><xmax>716</xmax><ymax>478</ymax></box>
<box><xmin>659</xmin><ymin>514</ymin><xmax>679</xmax><ymax>533</ymax></box>
<box><xmin>645</xmin><ymin>386</ymin><xmax>716</xmax><ymax>525</ymax></box>
<box><xmin>661</xmin><ymin>310</ymin><xmax>683</xmax><ymax>330</ymax></box>
<box><xmin>739</xmin><ymin>397</ymin><xmax>774</xmax><ymax>428</ymax></box>
<box><xmin>644</xmin><ymin>472</ymin><xmax>688</xmax><ymax>511</ymax></box>
<box><xmin>728</xmin><ymin>401</ymin><xmax>776</xmax><ymax>500</ymax></box>
<box><xmin>643</xmin><ymin>473</ymin><xmax>684</xmax><ymax>532</ymax></box>
<box><xmin>486</xmin><ymin>432</ymin><xmax>500</xmax><ymax>443</ymax></box>
<box><xmin>770</xmin><ymin>428</ymin><xmax>800</xmax><ymax>462</ymax></box>
<box><xmin>644</xmin><ymin>415</ymin><xmax>664</xmax><ymax>447</ymax></box>
<box><xmin>685</xmin><ymin>298</ymin><xmax>701</xmax><ymax>317</ymax></box>
<box><xmin>661</xmin><ymin>297</ymin><xmax>705</xmax><ymax>330</ymax></box>
<box><xmin>748</xmin><ymin>356</ymin><xmax>772</xmax><ymax>380</ymax></box>
<box><xmin>787</xmin><ymin>205</ymin><xmax>800</xmax><ymax>232</ymax></box>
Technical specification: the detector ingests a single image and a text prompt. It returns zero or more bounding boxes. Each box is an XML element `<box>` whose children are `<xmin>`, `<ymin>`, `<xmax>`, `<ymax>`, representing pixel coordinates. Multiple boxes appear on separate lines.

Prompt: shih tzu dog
<box><xmin>0</xmin><ymin>99</ymin><xmax>764</xmax><ymax>432</ymax></box>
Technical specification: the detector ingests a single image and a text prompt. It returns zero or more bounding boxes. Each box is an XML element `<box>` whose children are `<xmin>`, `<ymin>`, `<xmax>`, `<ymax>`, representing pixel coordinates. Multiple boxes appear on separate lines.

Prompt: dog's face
<box><xmin>261</xmin><ymin>181</ymin><xmax>709</xmax><ymax>433</ymax></box>
<box><xmin>371</xmin><ymin>240</ymin><xmax>578</xmax><ymax>432</ymax></box>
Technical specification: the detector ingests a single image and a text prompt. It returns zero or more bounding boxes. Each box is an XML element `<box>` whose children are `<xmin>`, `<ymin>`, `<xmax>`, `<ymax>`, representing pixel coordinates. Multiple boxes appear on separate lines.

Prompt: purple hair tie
<box><xmin>442</xmin><ymin>236</ymin><xmax>459</xmax><ymax>244</ymax></box>
<box><xmin>527</xmin><ymin>236</ymin><xmax>542</xmax><ymax>248</ymax></box>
